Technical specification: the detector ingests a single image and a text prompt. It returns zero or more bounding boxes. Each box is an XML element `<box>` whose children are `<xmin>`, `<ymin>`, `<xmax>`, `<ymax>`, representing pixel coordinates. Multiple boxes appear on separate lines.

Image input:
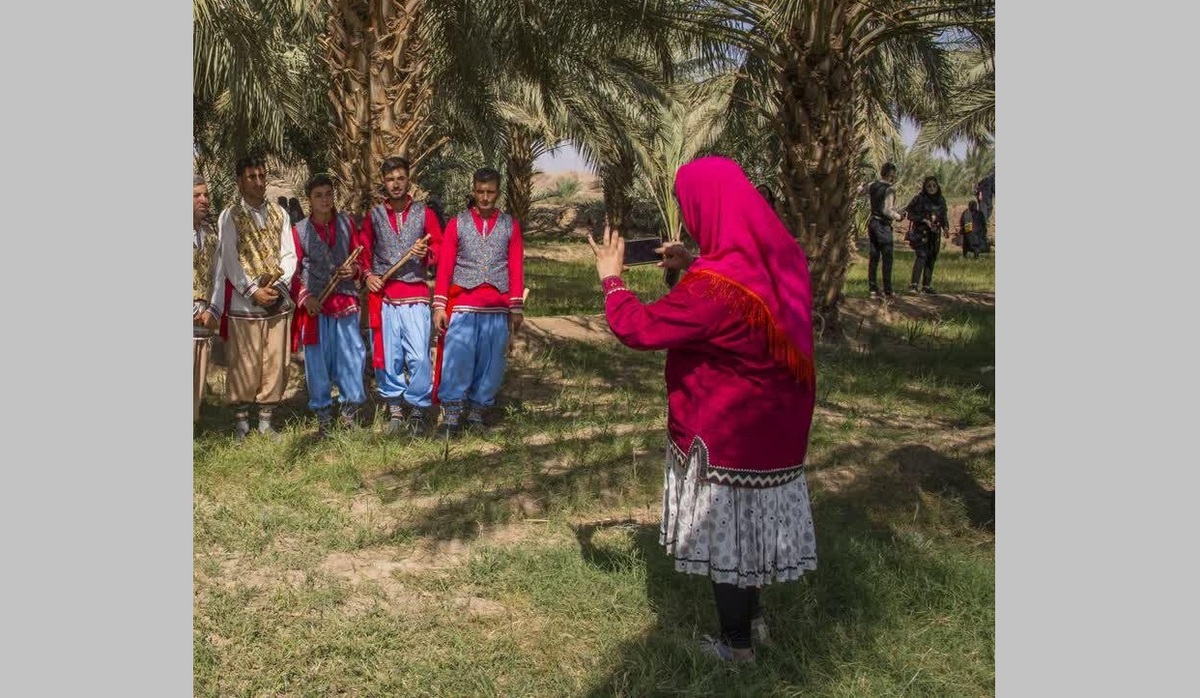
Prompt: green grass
<box><xmin>843</xmin><ymin>245</ymin><xmax>995</xmax><ymax>297</ymax></box>
<box><xmin>523</xmin><ymin>247</ymin><xmax>670</xmax><ymax>316</ymax></box>
<box><xmin>195</xmin><ymin>241</ymin><xmax>995</xmax><ymax>697</ymax></box>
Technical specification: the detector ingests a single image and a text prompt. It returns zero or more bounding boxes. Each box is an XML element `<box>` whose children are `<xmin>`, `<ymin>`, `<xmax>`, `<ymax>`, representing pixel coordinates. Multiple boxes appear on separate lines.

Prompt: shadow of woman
<box><xmin>574</xmin><ymin>518</ymin><xmax>727</xmax><ymax>696</ymax></box>
<box><xmin>572</xmin><ymin>490</ymin><xmax>922</xmax><ymax>696</ymax></box>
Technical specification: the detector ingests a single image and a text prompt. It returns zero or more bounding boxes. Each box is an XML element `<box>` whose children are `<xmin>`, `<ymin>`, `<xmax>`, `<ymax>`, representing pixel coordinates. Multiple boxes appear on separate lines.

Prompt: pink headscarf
<box><xmin>674</xmin><ymin>156</ymin><xmax>814</xmax><ymax>380</ymax></box>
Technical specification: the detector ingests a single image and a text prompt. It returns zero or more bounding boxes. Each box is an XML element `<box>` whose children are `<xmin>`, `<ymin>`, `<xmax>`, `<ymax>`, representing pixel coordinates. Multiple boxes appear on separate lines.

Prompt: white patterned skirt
<box><xmin>659</xmin><ymin>438</ymin><xmax>818</xmax><ymax>588</ymax></box>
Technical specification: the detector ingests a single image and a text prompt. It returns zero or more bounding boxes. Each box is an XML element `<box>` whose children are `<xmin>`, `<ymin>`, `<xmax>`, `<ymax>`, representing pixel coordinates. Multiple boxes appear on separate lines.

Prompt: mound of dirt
<box><xmin>839</xmin><ymin>291</ymin><xmax>995</xmax><ymax>332</ymax></box>
<box><xmin>531</xmin><ymin>169</ymin><xmax>599</xmax><ymax>193</ymax></box>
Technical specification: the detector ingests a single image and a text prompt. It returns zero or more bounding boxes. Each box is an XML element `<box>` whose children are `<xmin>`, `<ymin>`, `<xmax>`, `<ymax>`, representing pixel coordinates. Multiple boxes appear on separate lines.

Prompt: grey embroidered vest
<box><xmin>451</xmin><ymin>210</ymin><xmax>512</xmax><ymax>293</ymax></box>
<box><xmin>297</xmin><ymin>213</ymin><xmax>357</xmax><ymax>300</ymax></box>
<box><xmin>369</xmin><ymin>201</ymin><xmax>427</xmax><ymax>283</ymax></box>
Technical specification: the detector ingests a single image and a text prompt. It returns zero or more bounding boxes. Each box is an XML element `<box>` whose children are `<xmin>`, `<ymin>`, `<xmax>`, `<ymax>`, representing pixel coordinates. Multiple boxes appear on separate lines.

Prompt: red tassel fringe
<box><xmin>679</xmin><ymin>269</ymin><xmax>815</xmax><ymax>386</ymax></box>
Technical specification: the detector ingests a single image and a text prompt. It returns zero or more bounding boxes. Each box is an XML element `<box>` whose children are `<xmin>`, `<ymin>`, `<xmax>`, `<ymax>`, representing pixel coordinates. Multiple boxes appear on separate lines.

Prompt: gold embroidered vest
<box><xmin>193</xmin><ymin>223</ymin><xmax>220</xmax><ymax>303</ymax></box>
<box><xmin>230</xmin><ymin>200</ymin><xmax>287</xmax><ymax>285</ymax></box>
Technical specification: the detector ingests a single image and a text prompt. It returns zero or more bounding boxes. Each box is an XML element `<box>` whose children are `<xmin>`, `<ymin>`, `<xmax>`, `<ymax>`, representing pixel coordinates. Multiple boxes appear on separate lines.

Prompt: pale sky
<box><xmin>533</xmin><ymin>119</ymin><xmax>968</xmax><ymax>174</ymax></box>
<box><xmin>535</xmin><ymin>144</ymin><xmax>592</xmax><ymax>173</ymax></box>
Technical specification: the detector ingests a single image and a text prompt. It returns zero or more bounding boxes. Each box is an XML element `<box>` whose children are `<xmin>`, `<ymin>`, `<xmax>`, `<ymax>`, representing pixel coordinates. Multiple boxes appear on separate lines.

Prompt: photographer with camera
<box><xmin>904</xmin><ymin>175</ymin><xmax>950</xmax><ymax>294</ymax></box>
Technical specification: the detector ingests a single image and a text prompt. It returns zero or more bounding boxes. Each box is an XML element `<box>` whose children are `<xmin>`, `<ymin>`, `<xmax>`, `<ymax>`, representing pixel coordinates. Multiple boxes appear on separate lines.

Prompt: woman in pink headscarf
<box><xmin>588</xmin><ymin>156</ymin><xmax>818</xmax><ymax>663</ymax></box>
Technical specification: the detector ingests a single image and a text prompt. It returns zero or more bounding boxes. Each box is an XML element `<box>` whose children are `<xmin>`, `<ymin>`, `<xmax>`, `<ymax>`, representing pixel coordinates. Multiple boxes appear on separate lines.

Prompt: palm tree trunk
<box><xmin>322</xmin><ymin>0</ymin><xmax>374</xmax><ymax>214</ymax></box>
<box><xmin>504</xmin><ymin>126</ymin><xmax>535</xmax><ymax>223</ymax></box>
<box><xmin>367</xmin><ymin>0</ymin><xmax>434</xmax><ymax>190</ymax></box>
<box><xmin>600</xmin><ymin>150</ymin><xmax>636</xmax><ymax>231</ymax></box>
<box><xmin>774</xmin><ymin>29</ymin><xmax>860</xmax><ymax>336</ymax></box>
<box><xmin>322</xmin><ymin>0</ymin><xmax>435</xmax><ymax>216</ymax></box>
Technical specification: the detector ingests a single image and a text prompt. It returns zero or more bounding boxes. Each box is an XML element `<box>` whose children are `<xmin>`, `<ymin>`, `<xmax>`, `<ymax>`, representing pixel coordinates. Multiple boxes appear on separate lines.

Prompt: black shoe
<box><xmin>316</xmin><ymin>410</ymin><xmax>334</xmax><ymax>437</ymax></box>
<box><xmin>339</xmin><ymin>405</ymin><xmax>361</xmax><ymax>430</ymax></box>
<box><xmin>883</xmin><ymin>289</ymin><xmax>895</xmax><ymax>299</ymax></box>
<box><xmin>908</xmin><ymin>283</ymin><xmax>919</xmax><ymax>293</ymax></box>
<box><xmin>406</xmin><ymin>408</ymin><xmax>427</xmax><ymax>436</ymax></box>
<box><xmin>868</xmin><ymin>288</ymin><xmax>881</xmax><ymax>300</ymax></box>
<box><xmin>466</xmin><ymin>405</ymin><xmax>486</xmax><ymax>430</ymax></box>
<box><xmin>384</xmin><ymin>404</ymin><xmax>406</xmax><ymax>435</ymax></box>
<box><xmin>921</xmin><ymin>286</ymin><xmax>938</xmax><ymax>295</ymax></box>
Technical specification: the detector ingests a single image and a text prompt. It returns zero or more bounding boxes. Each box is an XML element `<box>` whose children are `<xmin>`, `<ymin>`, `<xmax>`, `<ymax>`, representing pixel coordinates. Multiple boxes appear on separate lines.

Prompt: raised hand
<box><xmin>587</xmin><ymin>224</ymin><xmax>625</xmax><ymax>280</ymax></box>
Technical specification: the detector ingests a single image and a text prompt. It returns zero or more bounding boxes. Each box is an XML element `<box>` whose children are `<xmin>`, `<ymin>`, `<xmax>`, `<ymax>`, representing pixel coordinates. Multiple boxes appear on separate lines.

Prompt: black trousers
<box><xmin>712</xmin><ymin>581</ymin><xmax>761</xmax><ymax>650</ymax></box>
<box><xmin>867</xmin><ymin>219</ymin><xmax>894</xmax><ymax>293</ymax></box>
<box><xmin>911</xmin><ymin>236</ymin><xmax>941</xmax><ymax>288</ymax></box>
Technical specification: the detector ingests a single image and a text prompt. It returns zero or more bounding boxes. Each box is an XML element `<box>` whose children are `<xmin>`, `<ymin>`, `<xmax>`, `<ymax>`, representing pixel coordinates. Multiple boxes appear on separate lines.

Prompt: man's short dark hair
<box><xmin>473</xmin><ymin>167</ymin><xmax>502</xmax><ymax>187</ymax></box>
<box><xmin>881</xmin><ymin>162</ymin><xmax>897</xmax><ymax>179</ymax></box>
<box><xmin>381</xmin><ymin>156</ymin><xmax>411</xmax><ymax>177</ymax></box>
<box><xmin>305</xmin><ymin>173</ymin><xmax>336</xmax><ymax>198</ymax></box>
<box><xmin>235</xmin><ymin>155</ymin><xmax>268</xmax><ymax>178</ymax></box>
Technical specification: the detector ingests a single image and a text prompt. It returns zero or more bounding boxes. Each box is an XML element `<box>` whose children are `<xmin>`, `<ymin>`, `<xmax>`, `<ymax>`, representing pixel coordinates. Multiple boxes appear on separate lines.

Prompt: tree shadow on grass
<box><xmin>574</xmin><ymin>439</ymin><xmax>994</xmax><ymax>696</ymax></box>
<box><xmin>361</xmin><ymin>426</ymin><xmax>666</xmax><ymax>544</ymax></box>
<box><xmin>571</xmin><ymin>514</ymin><xmax>886</xmax><ymax>697</ymax></box>
<box><xmin>814</xmin><ymin>440</ymin><xmax>995</xmax><ymax>534</ymax></box>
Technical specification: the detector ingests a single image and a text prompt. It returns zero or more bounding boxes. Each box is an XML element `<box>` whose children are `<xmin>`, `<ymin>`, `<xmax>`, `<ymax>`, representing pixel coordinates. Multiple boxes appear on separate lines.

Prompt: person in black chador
<box><xmin>425</xmin><ymin>194</ymin><xmax>447</xmax><ymax>229</ymax></box>
<box><xmin>905</xmin><ymin>175</ymin><xmax>949</xmax><ymax>294</ymax></box>
<box><xmin>959</xmin><ymin>199</ymin><xmax>989</xmax><ymax>259</ymax></box>
<box><xmin>287</xmin><ymin>197</ymin><xmax>306</xmax><ymax>225</ymax></box>
<box><xmin>975</xmin><ymin>170</ymin><xmax>995</xmax><ymax>222</ymax></box>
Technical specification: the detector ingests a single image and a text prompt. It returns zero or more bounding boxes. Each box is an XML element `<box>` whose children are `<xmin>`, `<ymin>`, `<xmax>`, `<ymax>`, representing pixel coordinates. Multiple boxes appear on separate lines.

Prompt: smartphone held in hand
<box><xmin>623</xmin><ymin>237</ymin><xmax>664</xmax><ymax>267</ymax></box>
<box><xmin>591</xmin><ymin>219</ymin><xmax>665</xmax><ymax>267</ymax></box>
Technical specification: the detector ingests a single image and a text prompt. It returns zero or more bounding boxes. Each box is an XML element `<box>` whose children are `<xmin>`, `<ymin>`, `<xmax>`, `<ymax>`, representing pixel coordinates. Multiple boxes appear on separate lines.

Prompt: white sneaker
<box><xmin>751</xmin><ymin>617</ymin><xmax>772</xmax><ymax>646</ymax></box>
<box><xmin>698</xmin><ymin>634</ymin><xmax>755</xmax><ymax>663</ymax></box>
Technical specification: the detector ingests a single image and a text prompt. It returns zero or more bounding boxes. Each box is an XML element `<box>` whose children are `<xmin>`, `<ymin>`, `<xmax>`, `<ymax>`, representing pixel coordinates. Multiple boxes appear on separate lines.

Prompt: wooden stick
<box><xmin>256</xmin><ymin>271</ymin><xmax>285</xmax><ymax>313</ymax></box>
<box><xmin>380</xmin><ymin>235</ymin><xmax>431</xmax><ymax>283</ymax></box>
<box><xmin>316</xmin><ymin>245</ymin><xmax>363</xmax><ymax>306</ymax></box>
